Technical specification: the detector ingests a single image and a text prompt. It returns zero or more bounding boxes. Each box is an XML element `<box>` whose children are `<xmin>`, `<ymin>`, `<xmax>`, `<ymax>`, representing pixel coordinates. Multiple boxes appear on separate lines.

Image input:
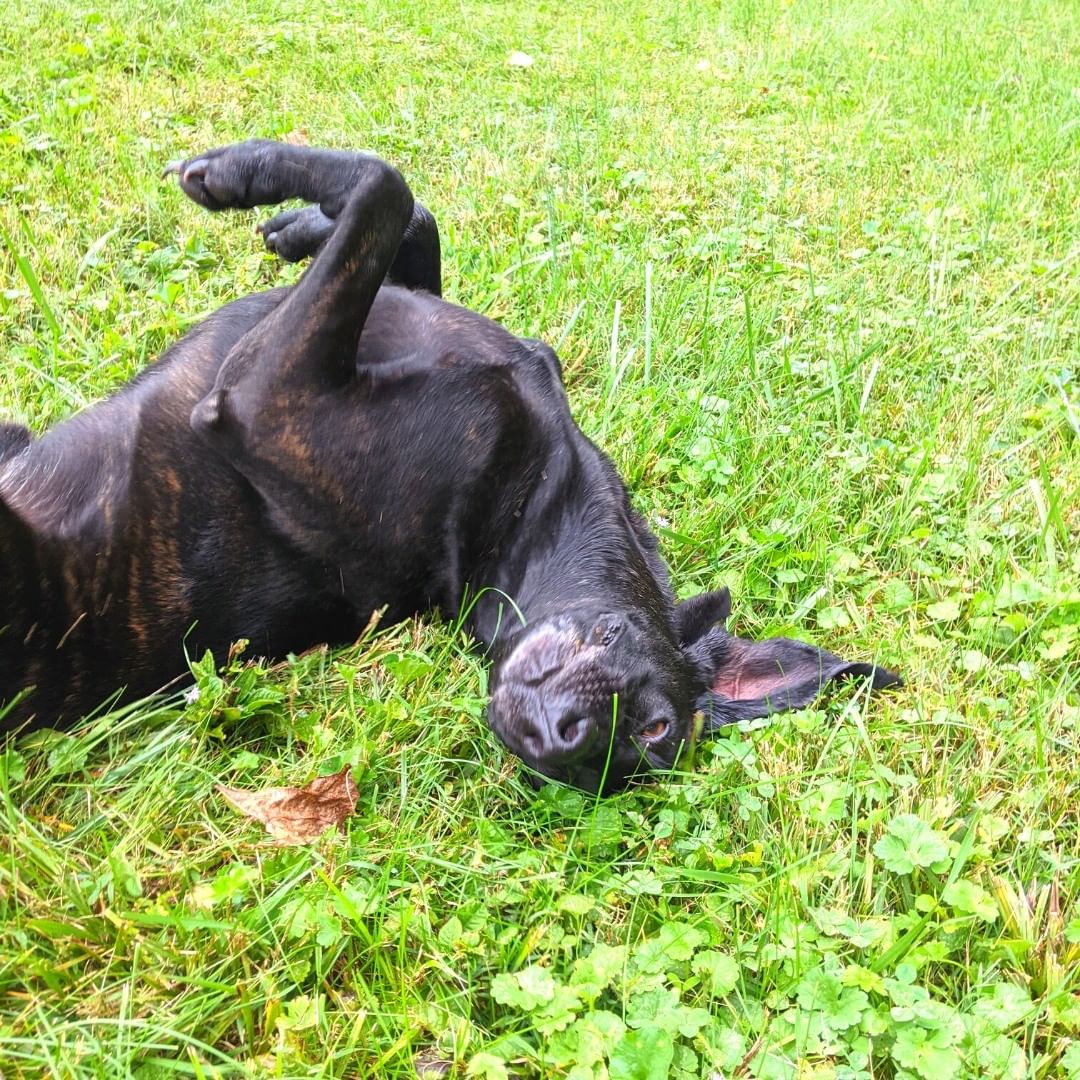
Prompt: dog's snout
<box><xmin>503</xmin><ymin>625</ymin><xmax>576</xmax><ymax>685</ymax></box>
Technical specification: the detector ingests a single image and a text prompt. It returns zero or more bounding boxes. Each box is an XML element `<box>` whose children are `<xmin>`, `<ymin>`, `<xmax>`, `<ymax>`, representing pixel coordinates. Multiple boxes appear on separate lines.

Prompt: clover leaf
<box><xmin>891</xmin><ymin>1026</ymin><xmax>962</xmax><ymax>1080</ymax></box>
<box><xmin>971</xmin><ymin>982</ymin><xmax>1031</xmax><ymax>1031</ymax></box>
<box><xmin>570</xmin><ymin>942</ymin><xmax>627</xmax><ymax>1002</ymax></box>
<box><xmin>466</xmin><ymin>1053</ymin><xmax>509</xmax><ymax>1080</ymax></box>
<box><xmin>941</xmin><ymin>879</ymin><xmax>998</xmax><ymax>922</ymax></box>
<box><xmin>491</xmin><ymin>964</ymin><xmax>556</xmax><ymax>1011</ymax></box>
<box><xmin>873</xmin><ymin>814</ymin><xmax>952</xmax><ymax>874</ymax></box>
<box><xmin>626</xmin><ymin>986</ymin><xmax>710</xmax><ymax>1038</ymax></box>
<box><xmin>692</xmin><ymin>950</ymin><xmax>740</xmax><ymax>996</ymax></box>
<box><xmin>609</xmin><ymin>1025</ymin><xmax>675</xmax><ymax>1080</ymax></box>
<box><xmin>632</xmin><ymin>922</ymin><xmax>706</xmax><ymax>975</ymax></box>
<box><xmin>1062</xmin><ymin>1042</ymin><xmax>1080</xmax><ymax>1079</ymax></box>
<box><xmin>795</xmin><ymin>966</ymin><xmax>868</xmax><ymax>1032</ymax></box>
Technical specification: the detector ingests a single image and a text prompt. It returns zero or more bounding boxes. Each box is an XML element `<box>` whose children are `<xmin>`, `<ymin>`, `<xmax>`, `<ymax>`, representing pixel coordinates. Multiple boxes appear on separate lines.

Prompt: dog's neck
<box><xmin>466</xmin><ymin>438</ymin><xmax>675</xmax><ymax>652</ymax></box>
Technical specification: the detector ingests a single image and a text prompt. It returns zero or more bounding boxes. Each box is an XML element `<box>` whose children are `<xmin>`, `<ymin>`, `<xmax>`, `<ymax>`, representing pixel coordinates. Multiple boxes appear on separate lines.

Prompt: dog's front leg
<box><xmin>170</xmin><ymin>142</ymin><xmax>414</xmax><ymax>389</ymax></box>
<box><xmin>167</xmin><ymin>143</ymin><xmax>414</xmax><ymax>510</ymax></box>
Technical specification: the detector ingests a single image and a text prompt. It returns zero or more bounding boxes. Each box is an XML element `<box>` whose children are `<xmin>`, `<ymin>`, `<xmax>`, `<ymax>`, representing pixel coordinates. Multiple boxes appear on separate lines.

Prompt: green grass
<box><xmin>1</xmin><ymin>0</ymin><xmax>1079</xmax><ymax>1076</ymax></box>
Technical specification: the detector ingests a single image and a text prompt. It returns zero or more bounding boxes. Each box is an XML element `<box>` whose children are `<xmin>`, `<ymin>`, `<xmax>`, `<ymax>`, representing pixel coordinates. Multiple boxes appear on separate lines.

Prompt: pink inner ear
<box><xmin>710</xmin><ymin>636</ymin><xmax>811</xmax><ymax>701</ymax></box>
<box><xmin>712</xmin><ymin>670</ymin><xmax>788</xmax><ymax>701</ymax></box>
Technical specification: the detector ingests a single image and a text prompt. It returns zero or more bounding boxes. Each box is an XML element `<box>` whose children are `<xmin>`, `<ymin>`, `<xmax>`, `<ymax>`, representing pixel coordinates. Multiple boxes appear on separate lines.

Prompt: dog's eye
<box><xmin>637</xmin><ymin>719</ymin><xmax>670</xmax><ymax>741</ymax></box>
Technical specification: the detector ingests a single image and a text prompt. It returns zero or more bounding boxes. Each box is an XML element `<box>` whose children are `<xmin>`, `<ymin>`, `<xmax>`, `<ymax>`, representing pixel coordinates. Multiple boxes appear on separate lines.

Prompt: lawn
<box><xmin>1</xmin><ymin>0</ymin><xmax>1078</xmax><ymax>1076</ymax></box>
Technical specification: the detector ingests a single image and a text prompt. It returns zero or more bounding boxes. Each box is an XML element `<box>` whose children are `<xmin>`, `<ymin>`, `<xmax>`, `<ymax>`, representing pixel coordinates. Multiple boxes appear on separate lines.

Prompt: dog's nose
<box><xmin>517</xmin><ymin>710</ymin><xmax>595</xmax><ymax>766</ymax></box>
<box><xmin>556</xmin><ymin>713</ymin><xmax>590</xmax><ymax>747</ymax></box>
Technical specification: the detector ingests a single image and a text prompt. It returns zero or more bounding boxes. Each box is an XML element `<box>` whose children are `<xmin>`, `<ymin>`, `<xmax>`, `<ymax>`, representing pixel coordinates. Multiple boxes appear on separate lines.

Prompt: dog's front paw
<box><xmin>164</xmin><ymin>139</ymin><xmax>282</xmax><ymax>211</ymax></box>
<box><xmin>257</xmin><ymin>206</ymin><xmax>336</xmax><ymax>262</ymax></box>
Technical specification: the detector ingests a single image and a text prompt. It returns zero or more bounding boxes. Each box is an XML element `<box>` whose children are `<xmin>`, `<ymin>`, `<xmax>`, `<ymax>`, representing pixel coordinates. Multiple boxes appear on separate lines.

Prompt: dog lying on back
<box><xmin>0</xmin><ymin>141</ymin><xmax>899</xmax><ymax>792</ymax></box>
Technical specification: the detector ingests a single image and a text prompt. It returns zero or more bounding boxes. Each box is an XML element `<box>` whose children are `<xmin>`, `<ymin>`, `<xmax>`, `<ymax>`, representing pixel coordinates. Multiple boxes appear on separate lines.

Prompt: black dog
<box><xmin>0</xmin><ymin>141</ymin><xmax>899</xmax><ymax>791</ymax></box>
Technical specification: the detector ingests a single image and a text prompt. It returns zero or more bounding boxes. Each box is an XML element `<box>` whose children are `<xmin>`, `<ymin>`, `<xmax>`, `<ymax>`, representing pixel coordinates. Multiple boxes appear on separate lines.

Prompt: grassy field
<box><xmin>1</xmin><ymin>0</ymin><xmax>1079</xmax><ymax>1076</ymax></box>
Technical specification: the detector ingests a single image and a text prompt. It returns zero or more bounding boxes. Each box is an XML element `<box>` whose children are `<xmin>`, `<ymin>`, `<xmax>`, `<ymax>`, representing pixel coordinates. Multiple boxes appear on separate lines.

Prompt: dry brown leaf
<box><xmin>217</xmin><ymin>767</ymin><xmax>358</xmax><ymax>845</ymax></box>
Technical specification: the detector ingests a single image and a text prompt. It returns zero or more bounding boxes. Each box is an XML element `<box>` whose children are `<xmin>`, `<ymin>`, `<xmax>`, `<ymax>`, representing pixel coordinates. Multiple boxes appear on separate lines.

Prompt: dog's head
<box><xmin>486</xmin><ymin>587</ymin><xmax>900</xmax><ymax>793</ymax></box>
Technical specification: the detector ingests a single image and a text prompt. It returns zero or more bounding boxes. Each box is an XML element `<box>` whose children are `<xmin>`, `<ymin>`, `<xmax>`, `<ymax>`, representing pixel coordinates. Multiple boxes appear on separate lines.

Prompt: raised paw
<box><xmin>163</xmin><ymin>139</ymin><xmax>286</xmax><ymax>212</ymax></box>
<box><xmin>258</xmin><ymin>206</ymin><xmax>336</xmax><ymax>262</ymax></box>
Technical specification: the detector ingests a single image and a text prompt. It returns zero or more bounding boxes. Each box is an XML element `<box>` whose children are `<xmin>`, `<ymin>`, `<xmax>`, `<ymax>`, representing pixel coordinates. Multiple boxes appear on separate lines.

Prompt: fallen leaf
<box><xmin>217</xmin><ymin>767</ymin><xmax>358</xmax><ymax>845</ymax></box>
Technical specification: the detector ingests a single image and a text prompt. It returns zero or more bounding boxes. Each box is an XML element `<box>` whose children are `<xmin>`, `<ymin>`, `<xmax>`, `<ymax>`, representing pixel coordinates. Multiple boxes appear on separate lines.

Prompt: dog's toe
<box><xmin>166</xmin><ymin>157</ymin><xmax>226</xmax><ymax>211</ymax></box>
<box><xmin>179</xmin><ymin>160</ymin><xmax>218</xmax><ymax>208</ymax></box>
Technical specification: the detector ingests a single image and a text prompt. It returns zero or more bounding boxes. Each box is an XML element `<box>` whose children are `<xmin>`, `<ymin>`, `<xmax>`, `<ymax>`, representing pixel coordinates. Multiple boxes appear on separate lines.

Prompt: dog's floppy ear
<box><xmin>676</xmin><ymin>589</ymin><xmax>902</xmax><ymax>729</ymax></box>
